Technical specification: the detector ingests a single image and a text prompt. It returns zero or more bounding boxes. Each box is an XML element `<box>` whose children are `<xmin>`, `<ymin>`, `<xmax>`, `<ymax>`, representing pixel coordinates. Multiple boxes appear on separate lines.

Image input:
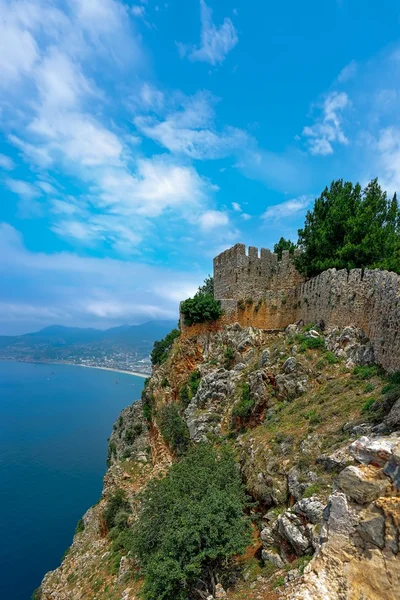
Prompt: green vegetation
<box><xmin>295</xmin><ymin>178</ymin><xmax>400</xmax><ymax>277</ymax></box>
<box><xmin>224</xmin><ymin>346</ymin><xmax>235</xmax><ymax>369</ymax></box>
<box><xmin>273</xmin><ymin>237</ymin><xmax>296</xmax><ymax>259</ymax></box>
<box><xmin>102</xmin><ymin>489</ymin><xmax>130</xmax><ymax>532</ymax></box>
<box><xmin>188</xmin><ymin>369</ymin><xmax>201</xmax><ymax>397</ymax></box>
<box><xmin>107</xmin><ymin>440</ymin><xmax>117</xmax><ymax>467</ymax></box>
<box><xmin>151</xmin><ymin>328</ymin><xmax>180</xmax><ymax>366</ymax></box>
<box><xmin>32</xmin><ymin>588</ymin><xmax>42</xmax><ymax>600</ymax></box>
<box><xmin>353</xmin><ymin>365</ymin><xmax>378</xmax><ymax>380</ymax></box>
<box><xmin>131</xmin><ymin>444</ymin><xmax>251</xmax><ymax>600</ymax></box>
<box><xmin>180</xmin><ymin>293</ymin><xmax>222</xmax><ymax>326</ymax></box>
<box><xmin>142</xmin><ymin>395</ymin><xmax>153</xmax><ymax>423</ymax></box>
<box><xmin>198</xmin><ymin>275</ymin><xmax>214</xmax><ymax>296</ymax></box>
<box><xmin>361</xmin><ymin>397</ymin><xmax>376</xmax><ymax>414</ymax></box>
<box><xmin>157</xmin><ymin>404</ymin><xmax>190</xmax><ymax>455</ymax></box>
<box><xmin>75</xmin><ymin>518</ymin><xmax>85</xmax><ymax>534</ymax></box>
<box><xmin>179</xmin><ymin>384</ymin><xmax>190</xmax><ymax>407</ymax></box>
<box><xmin>295</xmin><ymin>333</ymin><xmax>325</xmax><ymax>352</ymax></box>
<box><xmin>232</xmin><ymin>382</ymin><xmax>254</xmax><ymax>419</ymax></box>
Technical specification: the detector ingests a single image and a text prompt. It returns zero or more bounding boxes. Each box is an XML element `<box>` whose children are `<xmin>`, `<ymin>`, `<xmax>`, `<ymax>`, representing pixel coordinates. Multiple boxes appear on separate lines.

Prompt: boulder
<box><xmin>278</xmin><ymin>513</ymin><xmax>311</xmax><ymax>555</ymax></box>
<box><xmin>260</xmin><ymin>525</ymin><xmax>274</xmax><ymax>546</ymax></box>
<box><xmin>293</xmin><ymin>497</ymin><xmax>325</xmax><ymax>524</ymax></box>
<box><xmin>258</xmin><ymin>348</ymin><xmax>270</xmax><ymax>367</ymax></box>
<box><xmin>337</xmin><ymin>465</ymin><xmax>390</xmax><ymax>504</ymax></box>
<box><xmin>316</xmin><ymin>446</ymin><xmax>351</xmax><ymax>473</ymax></box>
<box><xmin>261</xmin><ymin>549</ymin><xmax>285</xmax><ymax>568</ymax></box>
<box><xmin>349</xmin><ymin>435</ymin><xmax>399</xmax><ymax>467</ymax></box>
<box><xmin>215</xmin><ymin>583</ymin><xmax>227</xmax><ymax>598</ymax></box>
<box><xmin>385</xmin><ymin>398</ymin><xmax>400</xmax><ymax>429</ymax></box>
<box><xmin>357</xmin><ymin>515</ymin><xmax>385</xmax><ymax>549</ymax></box>
<box><xmin>283</xmin><ymin>357</ymin><xmax>297</xmax><ymax>374</ymax></box>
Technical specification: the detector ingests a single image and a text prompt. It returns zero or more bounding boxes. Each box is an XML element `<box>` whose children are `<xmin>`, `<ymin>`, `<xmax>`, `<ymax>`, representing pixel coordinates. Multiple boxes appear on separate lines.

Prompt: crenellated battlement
<box><xmin>213</xmin><ymin>244</ymin><xmax>304</xmax><ymax>302</ymax></box>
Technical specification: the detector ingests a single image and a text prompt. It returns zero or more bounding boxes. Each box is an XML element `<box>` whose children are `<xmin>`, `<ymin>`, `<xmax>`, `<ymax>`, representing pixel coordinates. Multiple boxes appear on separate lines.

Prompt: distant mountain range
<box><xmin>0</xmin><ymin>321</ymin><xmax>177</xmax><ymax>371</ymax></box>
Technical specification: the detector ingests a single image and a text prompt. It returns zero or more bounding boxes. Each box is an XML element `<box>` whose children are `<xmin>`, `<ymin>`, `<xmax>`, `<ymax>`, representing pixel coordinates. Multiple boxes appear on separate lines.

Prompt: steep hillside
<box><xmin>36</xmin><ymin>321</ymin><xmax>400</xmax><ymax>600</ymax></box>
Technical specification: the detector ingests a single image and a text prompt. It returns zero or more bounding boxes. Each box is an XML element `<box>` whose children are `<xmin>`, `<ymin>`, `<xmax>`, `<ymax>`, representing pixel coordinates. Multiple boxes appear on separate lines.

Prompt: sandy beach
<box><xmin>0</xmin><ymin>359</ymin><xmax>149</xmax><ymax>379</ymax></box>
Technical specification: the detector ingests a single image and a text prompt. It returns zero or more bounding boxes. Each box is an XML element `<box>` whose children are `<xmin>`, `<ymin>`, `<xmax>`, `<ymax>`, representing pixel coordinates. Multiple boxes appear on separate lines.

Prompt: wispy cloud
<box><xmin>135</xmin><ymin>91</ymin><xmax>248</xmax><ymax>159</ymax></box>
<box><xmin>177</xmin><ymin>0</ymin><xmax>238</xmax><ymax>66</ymax></box>
<box><xmin>336</xmin><ymin>60</ymin><xmax>357</xmax><ymax>83</ymax></box>
<box><xmin>263</xmin><ymin>195</ymin><xmax>313</xmax><ymax>220</ymax></box>
<box><xmin>302</xmin><ymin>91</ymin><xmax>350</xmax><ymax>155</ymax></box>
<box><xmin>0</xmin><ymin>222</ymin><xmax>202</xmax><ymax>333</ymax></box>
<box><xmin>199</xmin><ymin>210</ymin><xmax>229</xmax><ymax>230</ymax></box>
<box><xmin>0</xmin><ymin>154</ymin><xmax>15</xmax><ymax>170</ymax></box>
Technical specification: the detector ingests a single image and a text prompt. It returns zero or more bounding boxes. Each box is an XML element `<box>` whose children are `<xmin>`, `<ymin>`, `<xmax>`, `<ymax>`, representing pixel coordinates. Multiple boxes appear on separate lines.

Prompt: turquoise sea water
<box><xmin>0</xmin><ymin>361</ymin><xmax>144</xmax><ymax>600</ymax></box>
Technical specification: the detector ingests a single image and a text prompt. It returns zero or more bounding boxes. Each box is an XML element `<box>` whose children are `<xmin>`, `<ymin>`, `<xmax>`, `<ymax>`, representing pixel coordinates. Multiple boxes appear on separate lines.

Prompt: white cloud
<box><xmin>178</xmin><ymin>0</ymin><xmax>238</xmax><ymax>66</ymax></box>
<box><xmin>232</xmin><ymin>201</ymin><xmax>241</xmax><ymax>212</ymax></box>
<box><xmin>132</xmin><ymin>5</ymin><xmax>146</xmax><ymax>17</ymax></box>
<box><xmin>135</xmin><ymin>91</ymin><xmax>249</xmax><ymax>159</ymax></box>
<box><xmin>337</xmin><ymin>60</ymin><xmax>357</xmax><ymax>83</ymax></box>
<box><xmin>0</xmin><ymin>154</ymin><xmax>15</xmax><ymax>170</ymax></box>
<box><xmin>0</xmin><ymin>222</ymin><xmax>204</xmax><ymax>332</ymax></box>
<box><xmin>37</xmin><ymin>181</ymin><xmax>57</xmax><ymax>194</ymax></box>
<box><xmin>263</xmin><ymin>195</ymin><xmax>313</xmax><ymax>220</ymax></box>
<box><xmin>302</xmin><ymin>91</ymin><xmax>350</xmax><ymax>155</ymax></box>
<box><xmin>372</xmin><ymin>127</ymin><xmax>400</xmax><ymax>194</ymax></box>
<box><xmin>6</xmin><ymin>178</ymin><xmax>41</xmax><ymax>199</ymax></box>
<box><xmin>199</xmin><ymin>210</ymin><xmax>229</xmax><ymax>230</ymax></box>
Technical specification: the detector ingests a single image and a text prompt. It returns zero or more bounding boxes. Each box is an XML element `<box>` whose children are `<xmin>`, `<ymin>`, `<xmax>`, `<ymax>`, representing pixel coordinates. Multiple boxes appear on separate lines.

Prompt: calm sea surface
<box><xmin>0</xmin><ymin>361</ymin><xmax>144</xmax><ymax>600</ymax></box>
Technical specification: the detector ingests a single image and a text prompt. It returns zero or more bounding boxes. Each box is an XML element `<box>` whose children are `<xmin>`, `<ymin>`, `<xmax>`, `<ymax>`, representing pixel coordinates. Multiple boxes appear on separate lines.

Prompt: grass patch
<box><xmin>353</xmin><ymin>365</ymin><xmax>378</xmax><ymax>380</ymax></box>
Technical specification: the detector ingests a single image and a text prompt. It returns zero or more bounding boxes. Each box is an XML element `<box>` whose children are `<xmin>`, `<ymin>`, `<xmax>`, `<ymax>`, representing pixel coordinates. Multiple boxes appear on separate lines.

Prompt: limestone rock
<box><xmin>357</xmin><ymin>514</ymin><xmax>385</xmax><ymax>548</ymax></box>
<box><xmin>349</xmin><ymin>435</ymin><xmax>399</xmax><ymax>467</ymax></box>
<box><xmin>385</xmin><ymin>398</ymin><xmax>400</xmax><ymax>429</ymax></box>
<box><xmin>325</xmin><ymin>326</ymin><xmax>375</xmax><ymax>366</ymax></box>
<box><xmin>215</xmin><ymin>583</ymin><xmax>227</xmax><ymax>598</ymax></box>
<box><xmin>278</xmin><ymin>513</ymin><xmax>311</xmax><ymax>555</ymax></box>
<box><xmin>337</xmin><ymin>465</ymin><xmax>390</xmax><ymax>504</ymax></box>
<box><xmin>261</xmin><ymin>549</ymin><xmax>285</xmax><ymax>568</ymax></box>
<box><xmin>283</xmin><ymin>356</ymin><xmax>297</xmax><ymax>373</ymax></box>
<box><xmin>258</xmin><ymin>348</ymin><xmax>270</xmax><ymax>367</ymax></box>
<box><xmin>293</xmin><ymin>497</ymin><xmax>324</xmax><ymax>524</ymax></box>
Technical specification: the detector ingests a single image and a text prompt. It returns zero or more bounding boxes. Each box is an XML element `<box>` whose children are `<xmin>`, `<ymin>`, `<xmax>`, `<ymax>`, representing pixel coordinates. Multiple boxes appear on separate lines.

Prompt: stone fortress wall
<box><xmin>208</xmin><ymin>244</ymin><xmax>400</xmax><ymax>373</ymax></box>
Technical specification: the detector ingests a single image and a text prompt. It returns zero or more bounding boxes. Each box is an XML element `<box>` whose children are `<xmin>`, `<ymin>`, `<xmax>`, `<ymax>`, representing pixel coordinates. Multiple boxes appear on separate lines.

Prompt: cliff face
<box><xmin>37</xmin><ymin>321</ymin><xmax>400</xmax><ymax>600</ymax></box>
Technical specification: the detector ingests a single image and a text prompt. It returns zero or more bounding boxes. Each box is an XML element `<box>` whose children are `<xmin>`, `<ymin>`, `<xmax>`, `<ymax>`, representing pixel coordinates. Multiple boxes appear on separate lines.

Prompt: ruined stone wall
<box><xmin>296</xmin><ymin>268</ymin><xmax>400</xmax><ymax>372</ymax></box>
<box><xmin>213</xmin><ymin>243</ymin><xmax>304</xmax><ymax>302</ymax></box>
<box><xmin>182</xmin><ymin>245</ymin><xmax>400</xmax><ymax>373</ymax></box>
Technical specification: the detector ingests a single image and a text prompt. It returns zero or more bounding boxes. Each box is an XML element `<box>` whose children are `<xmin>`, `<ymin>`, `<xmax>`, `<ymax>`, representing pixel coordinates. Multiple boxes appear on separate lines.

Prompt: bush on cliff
<box><xmin>158</xmin><ymin>404</ymin><xmax>190</xmax><ymax>455</ymax></box>
<box><xmin>180</xmin><ymin>293</ymin><xmax>222</xmax><ymax>326</ymax></box>
<box><xmin>151</xmin><ymin>328</ymin><xmax>180</xmax><ymax>366</ymax></box>
<box><xmin>131</xmin><ymin>444</ymin><xmax>251</xmax><ymax>600</ymax></box>
<box><xmin>295</xmin><ymin>178</ymin><xmax>400</xmax><ymax>277</ymax></box>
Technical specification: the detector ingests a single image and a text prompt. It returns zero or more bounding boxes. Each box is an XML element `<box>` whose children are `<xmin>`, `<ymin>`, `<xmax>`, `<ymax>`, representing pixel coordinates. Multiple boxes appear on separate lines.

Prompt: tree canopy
<box><xmin>131</xmin><ymin>444</ymin><xmax>251</xmax><ymax>600</ymax></box>
<box><xmin>180</xmin><ymin>293</ymin><xmax>222</xmax><ymax>326</ymax></box>
<box><xmin>151</xmin><ymin>328</ymin><xmax>180</xmax><ymax>366</ymax></box>
<box><xmin>295</xmin><ymin>178</ymin><xmax>400</xmax><ymax>277</ymax></box>
<box><xmin>273</xmin><ymin>237</ymin><xmax>296</xmax><ymax>260</ymax></box>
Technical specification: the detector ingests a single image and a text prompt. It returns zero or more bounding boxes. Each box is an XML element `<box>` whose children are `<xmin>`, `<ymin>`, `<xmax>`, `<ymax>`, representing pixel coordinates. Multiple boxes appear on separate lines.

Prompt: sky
<box><xmin>1</xmin><ymin>0</ymin><xmax>400</xmax><ymax>334</ymax></box>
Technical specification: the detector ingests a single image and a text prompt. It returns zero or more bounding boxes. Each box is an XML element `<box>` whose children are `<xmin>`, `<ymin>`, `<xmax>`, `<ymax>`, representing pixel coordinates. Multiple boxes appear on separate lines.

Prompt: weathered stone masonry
<box><xmin>205</xmin><ymin>244</ymin><xmax>400</xmax><ymax>372</ymax></box>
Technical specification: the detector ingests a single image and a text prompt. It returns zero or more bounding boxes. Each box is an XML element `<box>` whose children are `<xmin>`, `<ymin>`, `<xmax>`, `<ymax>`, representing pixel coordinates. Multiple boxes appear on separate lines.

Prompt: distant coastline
<box><xmin>0</xmin><ymin>359</ymin><xmax>149</xmax><ymax>379</ymax></box>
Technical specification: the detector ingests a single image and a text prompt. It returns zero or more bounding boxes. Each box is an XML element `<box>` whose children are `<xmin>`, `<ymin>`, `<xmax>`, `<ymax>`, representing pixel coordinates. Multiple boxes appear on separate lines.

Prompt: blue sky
<box><xmin>1</xmin><ymin>0</ymin><xmax>400</xmax><ymax>334</ymax></box>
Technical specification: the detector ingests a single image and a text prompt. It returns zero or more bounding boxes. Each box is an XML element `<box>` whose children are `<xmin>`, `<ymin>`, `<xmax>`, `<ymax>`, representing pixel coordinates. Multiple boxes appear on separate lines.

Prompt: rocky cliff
<box><xmin>37</xmin><ymin>321</ymin><xmax>400</xmax><ymax>600</ymax></box>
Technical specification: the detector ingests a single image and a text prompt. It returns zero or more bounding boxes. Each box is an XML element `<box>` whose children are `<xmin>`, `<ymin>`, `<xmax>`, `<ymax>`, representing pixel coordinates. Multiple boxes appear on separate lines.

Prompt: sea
<box><xmin>0</xmin><ymin>361</ymin><xmax>144</xmax><ymax>600</ymax></box>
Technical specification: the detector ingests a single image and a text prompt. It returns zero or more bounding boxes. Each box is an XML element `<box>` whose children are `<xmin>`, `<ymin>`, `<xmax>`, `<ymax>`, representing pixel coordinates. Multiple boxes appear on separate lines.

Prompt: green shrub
<box><xmin>180</xmin><ymin>294</ymin><xmax>222</xmax><ymax>326</ymax></box>
<box><xmin>189</xmin><ymin>370</ymin><xmax>201</xmax><ymax>397</ymax></box>
<box><xmin>75</xmin><ymin>518</ymin><xmax>85</xmax><ymax>534</ymax></box>
<box><xmin>107</xmin><ymin>441</ymin><xmax>117</xmax><ymax>467</ymax></box>
<box><xmin>161</xmin><ymin>377</ymin><xmax>169</xmax><ymax>388</ymax></box>
<box><xmin>353</xmin><ymin>365</ymin><xmax>378</xmax><ymax>380</ymax></box>
<box><xmin>325</xmin><ymin>351</ymin><xmax>338</xmax><ymax>364</ymax></box>
<box><xmin>151</xmin><ymin>328</ymin><xmax>180</xmax><ymax>366</ymax></box>
<box><xmin>158</xmin><ymin>404</ymin><xmax>190</xmax><ymax>455</ymax></box>
<box><xmin>295</xmin><ymin>334</ymin><xmax>325</xmax><ymax>352</ymax></box>
<box><xmin>361</xmin><ymin>397</ymin><xmax>376</xmax><ymax>414</ymax></box>
<box><xmin>103</xmin><ymin>489</ymin><xmax>130</xmax><ymax>532</ymax></box>
<box><xmin>305</xmin><ymin>410</ymin><xmax>321</xmax><ymax>425</ymax></box>
<box><xmin>142</xmin><ymin>397</ymin><xmax>153</xmax><ymax>423</ymax></box>
<box><xmin>179</xmin><ymin>385</ymin><xmax>190</xmax><ymax>407</ymax></box>
<box><xmin>131</xmin><ymin>444</ymin><xmax>251</xmax><ymax>600</ymax></box>
<box><xmin>124</xmin><ymin>428</ymin><xmax>135</xmax><ymax>444</ymax></box>
<box><xmin>32</xmin><ymin>588</ymin><xmax>42</xmax><ymax>600</ymax></box>
<box><xmin>389</xmin><ymin>371</ymin><xmax>400</xmax><ymax>385</ymax></box>
<box><xmin>232</xmin><ymin>382</ymin><xmax>254</xmax><ymax>419</ymax></box>
<box><xmin>238</xmin><ymin>299</ymin><xmax>246</xmax><ymax>311</ymax></box>
<box><xmin>364</xmin><ymin>383</ymin><xmax>375</xmax><ymax>393</ymax></box>
<box><xmin>224</xmin><ymin>347</ymin><xmax>234</xmax><ymax>369</ymax></box>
